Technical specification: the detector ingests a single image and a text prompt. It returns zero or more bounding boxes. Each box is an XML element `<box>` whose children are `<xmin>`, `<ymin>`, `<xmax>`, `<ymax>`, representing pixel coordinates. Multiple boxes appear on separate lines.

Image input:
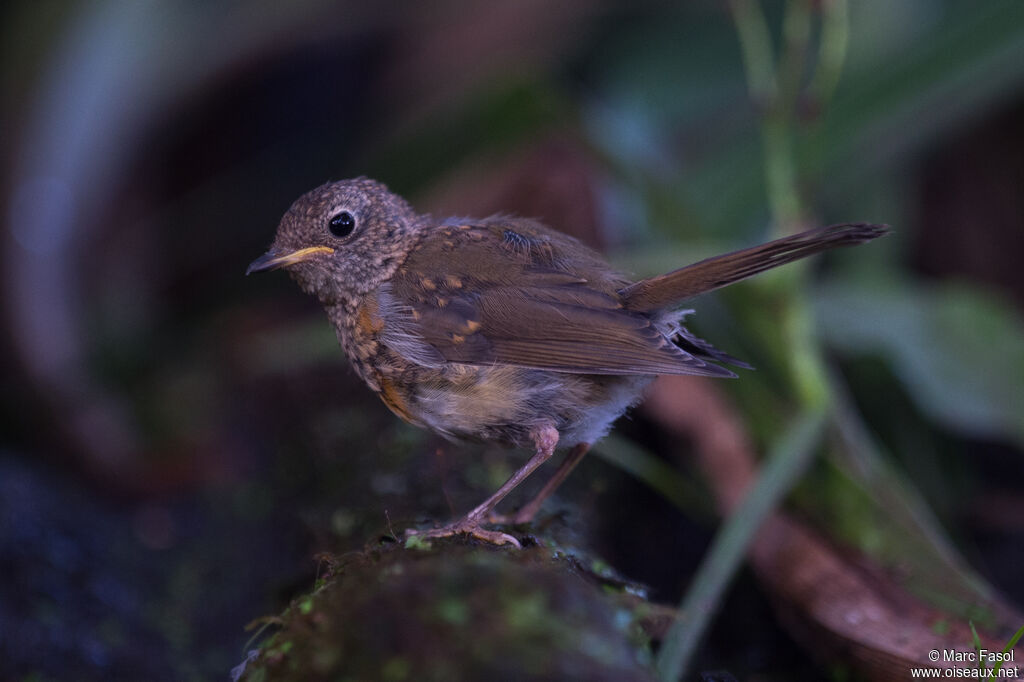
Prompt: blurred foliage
<box><xmin>816</xmin><ymin>280</ymin><xmax>1024</xmax><ymax>445</ymax></box>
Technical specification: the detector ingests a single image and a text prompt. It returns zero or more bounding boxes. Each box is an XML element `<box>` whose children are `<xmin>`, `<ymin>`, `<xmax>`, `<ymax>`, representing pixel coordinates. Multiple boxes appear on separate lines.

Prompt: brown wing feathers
<box><xmin>475</xmin><ymin>290</ymin><xmax>735</xmax><ymax>377</ymax></box>
<box><xmin>392</xmin><ymin>222</ymin><xmax>736</xmax><ymax>377</ymax></box>
<box><xmin>390</xmin><ymin>221</ymin><xmax>888</xmax><ymax>378</ymax></box>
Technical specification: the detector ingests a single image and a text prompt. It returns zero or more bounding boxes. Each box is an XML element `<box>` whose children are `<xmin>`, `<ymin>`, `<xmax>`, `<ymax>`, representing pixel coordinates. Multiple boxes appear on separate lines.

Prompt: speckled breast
<box><xmin>330</xmin><ymin>293</ymin><xmax>425</xmax><ymax>428</ymax></box>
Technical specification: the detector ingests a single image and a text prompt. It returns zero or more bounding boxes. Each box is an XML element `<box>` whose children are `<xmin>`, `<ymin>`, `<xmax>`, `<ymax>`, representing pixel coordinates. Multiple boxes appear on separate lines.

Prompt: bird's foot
<box><xmin>405</xmin><ymin>515</ymin><xmax>521</xmax><ymax>548</ymax></box>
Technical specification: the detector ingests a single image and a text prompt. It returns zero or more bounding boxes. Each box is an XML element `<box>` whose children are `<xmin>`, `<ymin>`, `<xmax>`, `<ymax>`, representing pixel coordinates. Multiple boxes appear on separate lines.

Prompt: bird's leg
<box><xmin>492</xmin><ymin>442</ymin><xmax>591</xmax><ymax>525</ymax></box>
<box><xmin>406</xmin><ymin>424</ymin><xmax>560</xmax><ymax>548</ymax></box>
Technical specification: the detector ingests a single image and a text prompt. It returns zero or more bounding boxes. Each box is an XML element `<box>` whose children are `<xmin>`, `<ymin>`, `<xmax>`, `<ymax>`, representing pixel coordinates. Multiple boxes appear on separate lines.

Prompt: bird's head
<box><xmin>247</xmin><ymin>177</ymin><xmax>422</xmax><ymax>305</ymax></box>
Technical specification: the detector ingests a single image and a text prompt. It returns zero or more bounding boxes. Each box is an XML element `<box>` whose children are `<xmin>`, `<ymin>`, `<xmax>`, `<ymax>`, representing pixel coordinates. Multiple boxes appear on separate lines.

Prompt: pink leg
<box><xmin>406</xmin><ymin>425</ymin><xmax>560</xmax><ymax>547</ymax></box>
<box><xmin>494</xmin><ymin>442</ymin><xmax>591</xmax><ymax>525</ymax></box>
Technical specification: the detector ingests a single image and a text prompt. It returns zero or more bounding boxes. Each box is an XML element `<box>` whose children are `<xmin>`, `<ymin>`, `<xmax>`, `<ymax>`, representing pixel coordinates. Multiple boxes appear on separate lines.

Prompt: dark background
<box><xmin>2</xmin><ymin>2</ymin><xmax>1023</xmax><ymax>680</ymax></box>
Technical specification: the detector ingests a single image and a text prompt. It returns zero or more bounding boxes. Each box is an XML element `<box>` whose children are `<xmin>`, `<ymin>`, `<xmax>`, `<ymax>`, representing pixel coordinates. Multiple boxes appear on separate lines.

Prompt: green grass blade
<box><xmin>655</xmin><ymin>408</ymin><xmax>827</xmax><ymax>681</ymax></box>
<box><xmin>970</xmin><ymin>621</ymin><xmax>984</xmax><ymax>670</ymax></box>
<box><xmin>992</xmin><ymin>624</ymin><xmax>1024</xmax><ymax>676</ymax></box>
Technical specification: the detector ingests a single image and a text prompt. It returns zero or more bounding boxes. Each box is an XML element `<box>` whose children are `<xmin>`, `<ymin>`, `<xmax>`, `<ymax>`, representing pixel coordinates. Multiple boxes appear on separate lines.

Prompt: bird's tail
<box><xmin>619</xmin><ymin>223</ymin><xmax>889</xmax><ymax>312</ymax></box>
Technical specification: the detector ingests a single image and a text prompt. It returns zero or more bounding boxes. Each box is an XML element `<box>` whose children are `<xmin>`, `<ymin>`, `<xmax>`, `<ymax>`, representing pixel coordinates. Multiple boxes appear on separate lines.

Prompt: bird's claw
<box><xmin>405</xmin><ymin>517</ymin><xmax>521</xmax><ymax>548</ymax></box>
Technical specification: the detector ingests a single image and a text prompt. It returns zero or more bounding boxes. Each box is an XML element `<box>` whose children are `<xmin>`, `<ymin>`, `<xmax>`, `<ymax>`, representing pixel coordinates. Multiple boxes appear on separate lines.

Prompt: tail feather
<box><xmin>619</xmin><ymin>223</ymin><xmax>889</xmax><ymax>312</ymax></box>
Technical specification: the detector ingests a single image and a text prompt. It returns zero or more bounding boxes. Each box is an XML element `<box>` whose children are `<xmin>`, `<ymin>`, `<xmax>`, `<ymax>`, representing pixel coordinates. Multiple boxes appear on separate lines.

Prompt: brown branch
<box><xmin>643</xmin><ymin>375</ymin><xmax>1023</xmax><ymax>679</ymax></box>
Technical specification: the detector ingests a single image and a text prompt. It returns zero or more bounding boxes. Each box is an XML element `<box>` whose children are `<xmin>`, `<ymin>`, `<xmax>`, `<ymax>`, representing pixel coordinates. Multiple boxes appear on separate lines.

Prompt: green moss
<box><xmin>238</xmin><ymin>542</ymin><xmax>659</xmax><ymax>682</ymax></box>
<box><xmin>381</xmin><ymin>657</ymin><xmax>411</xmax><ymax>681</ymax></box>
<box><xmin>436</xmin><ymin>597</ymin><xmax>469</xmax><ymax>626</ymax></box>
<box><xmin>502</xmin><ymin>592</ymin><xmax>548</xmax><ymax>631</ymax></box>
<box><xmin>403</xmin><ymin>535</ymin><xmax>432</xmax><ymax>551</ymax></box>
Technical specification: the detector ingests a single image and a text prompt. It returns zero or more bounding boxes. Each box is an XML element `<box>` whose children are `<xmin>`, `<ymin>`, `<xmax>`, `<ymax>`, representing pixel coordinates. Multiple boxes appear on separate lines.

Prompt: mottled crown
<box><xmin>268</xmin><ymin>178</ymin><xmax>424</xmax><ymax>306</ymax></box>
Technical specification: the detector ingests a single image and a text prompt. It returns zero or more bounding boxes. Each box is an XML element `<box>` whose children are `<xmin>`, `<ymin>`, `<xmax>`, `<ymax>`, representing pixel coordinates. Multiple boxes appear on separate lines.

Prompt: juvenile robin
<box><xmin>248</xmin><ymin>177</ymin><xmax>887</xmax><ymax>546</ymax></box>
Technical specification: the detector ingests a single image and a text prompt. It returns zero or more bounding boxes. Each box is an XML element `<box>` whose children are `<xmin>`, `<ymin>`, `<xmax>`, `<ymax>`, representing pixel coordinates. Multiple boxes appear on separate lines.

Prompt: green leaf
<box><xmin>814</xmin><ymin>279</ymin><xmax>1024</xmax><ymax>445</ymax></box>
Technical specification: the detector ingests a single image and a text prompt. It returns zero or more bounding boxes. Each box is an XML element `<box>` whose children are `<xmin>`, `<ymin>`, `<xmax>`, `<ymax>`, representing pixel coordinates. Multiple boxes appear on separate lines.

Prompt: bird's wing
<box><xmin>381</xmin><ymin>221</ymin><xmax>734</xmax><ymax>377</ymax></box>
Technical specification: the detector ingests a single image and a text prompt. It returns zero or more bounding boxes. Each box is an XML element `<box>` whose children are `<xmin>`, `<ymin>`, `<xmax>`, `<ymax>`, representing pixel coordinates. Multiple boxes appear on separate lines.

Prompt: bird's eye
<box><xmin>328</xmin><ymin>211</ymin><xmax>356</xmax><ymax>238</ymax></box>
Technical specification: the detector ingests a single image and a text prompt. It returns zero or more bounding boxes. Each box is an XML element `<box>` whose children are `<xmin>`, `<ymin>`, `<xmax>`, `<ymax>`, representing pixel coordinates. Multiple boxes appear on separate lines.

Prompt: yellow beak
<box><xmin>246</xmin><ymin>246</ymin><xmax>335</xmax><ymax>275</ymax></box>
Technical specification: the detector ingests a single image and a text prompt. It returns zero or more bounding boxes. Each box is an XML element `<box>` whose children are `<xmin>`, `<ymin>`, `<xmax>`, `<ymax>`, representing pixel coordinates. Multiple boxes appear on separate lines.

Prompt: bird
<box><xmin>248</xmin><ymin>177</ymin><xmax>887</xmax><ymax>547</ymax></box>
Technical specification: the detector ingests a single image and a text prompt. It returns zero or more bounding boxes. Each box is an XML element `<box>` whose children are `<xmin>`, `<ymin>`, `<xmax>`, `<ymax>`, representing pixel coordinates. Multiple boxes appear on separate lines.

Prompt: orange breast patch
<box><xmin>377</xmin><ymin>376</ymin><xmax>418</xmax><ymax>425</ymax></box>
<box><xmin>355</xmin><ymin>295</ymin><xmax>385</xmax><ymax>335</ymax></box>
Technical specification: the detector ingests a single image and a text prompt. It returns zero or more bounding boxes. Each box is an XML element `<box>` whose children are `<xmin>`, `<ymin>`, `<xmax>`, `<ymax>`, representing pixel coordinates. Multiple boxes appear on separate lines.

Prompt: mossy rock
<box><xmin>236</xmin><ymin>540</ymin><xmax>659</xmax><ymax>681</ymax></box>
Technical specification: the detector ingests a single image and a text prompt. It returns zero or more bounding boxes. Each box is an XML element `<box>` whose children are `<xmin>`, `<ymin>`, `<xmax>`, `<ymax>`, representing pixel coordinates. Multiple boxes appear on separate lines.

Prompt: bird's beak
<box><xmin>246</xmin><ymin>246</ymin><xmax>335</xmax><ymax>275</ymax></box>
